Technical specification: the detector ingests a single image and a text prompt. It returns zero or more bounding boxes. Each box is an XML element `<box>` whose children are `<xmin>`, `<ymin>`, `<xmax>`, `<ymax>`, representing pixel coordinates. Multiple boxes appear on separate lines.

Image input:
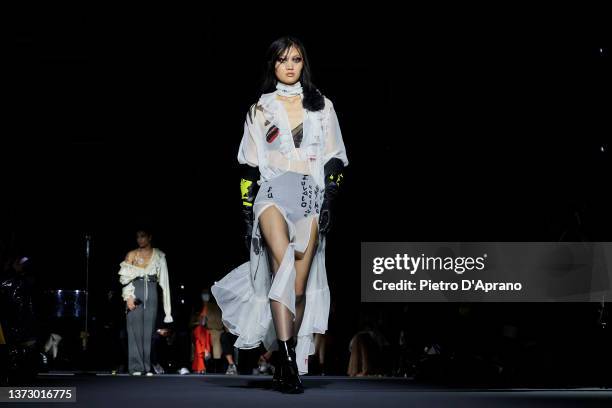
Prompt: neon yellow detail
<box><xmin>242</xmin><ymin>201</ymin><xmax>253</xmax><ymax>207</ymax></box>
<box><xmin>327</xmin><ymin>173</ymin><xmax>344</xmax><ymax>187</ymax></box>
<box><xmin>336</xmin><ymin>173</ymin><xmax>344</xmax><ymax>186</ymax></box>
<box><xmin>240</xmin><ymin>178</ymin><xmax>253</xmax><ymax>200</ymax></box>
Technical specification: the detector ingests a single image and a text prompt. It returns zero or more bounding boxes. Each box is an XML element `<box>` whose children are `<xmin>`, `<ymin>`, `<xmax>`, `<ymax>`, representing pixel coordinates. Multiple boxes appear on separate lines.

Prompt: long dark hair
<box><xmin>260</xmin><ymin>36</ymin><xmax>325</xmax><ymax>111</ymax></box>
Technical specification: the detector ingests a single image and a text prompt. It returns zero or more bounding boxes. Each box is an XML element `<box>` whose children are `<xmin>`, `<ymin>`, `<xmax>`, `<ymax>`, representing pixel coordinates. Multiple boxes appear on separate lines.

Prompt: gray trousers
<box><xmin>126</xmin><ymin>279</ymin><xmax>158</xmax><ymax>373</ymax></box>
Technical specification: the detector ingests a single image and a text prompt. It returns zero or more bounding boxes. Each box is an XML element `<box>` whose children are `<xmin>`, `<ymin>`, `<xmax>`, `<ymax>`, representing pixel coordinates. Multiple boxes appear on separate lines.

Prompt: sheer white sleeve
<box><xmin>118</xmin><ymin>262</ymin><xmax>141</xmax><ymax>301</ymax></box>
<box><xmin>121</xmin><ymin>282</ymin><xmax>135</xmax><ymax>301</ymax></box>
<box><xmin>323</xmin><ymin>103</ymin><xmax>349</xmax><ymax>166</ymax></box>
<box><xmin>158</xmin><ymin>255</ymin><xmax>173</xmax><ymax>323</ymax></box>
<box><xmin>237</xmin><ymin>110</ymin><xmax>260</xmax><ymax>167</ymax></box>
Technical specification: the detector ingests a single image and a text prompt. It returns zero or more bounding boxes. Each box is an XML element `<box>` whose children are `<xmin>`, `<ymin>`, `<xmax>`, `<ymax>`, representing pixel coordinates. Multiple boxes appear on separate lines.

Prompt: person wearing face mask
<box><xmin>192</xmin><ymin>289</ymin><xmax>213</xmax><ymax>374</ymax></box>
<box><xmin>211</xmin><ymin>36</ymin><xmax>348</xmax><ymax>393</ymax></box>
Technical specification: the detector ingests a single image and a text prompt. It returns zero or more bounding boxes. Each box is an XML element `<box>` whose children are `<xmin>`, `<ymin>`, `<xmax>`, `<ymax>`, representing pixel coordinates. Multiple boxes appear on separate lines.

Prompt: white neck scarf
<box><xmin>275</xmin><ymin>81</ymin><xmax>303</xmax><ymax>97</ymax></box>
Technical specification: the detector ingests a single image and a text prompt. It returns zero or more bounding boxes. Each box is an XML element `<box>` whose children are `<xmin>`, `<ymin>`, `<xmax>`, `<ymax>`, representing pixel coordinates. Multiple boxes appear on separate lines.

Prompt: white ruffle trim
<box><xmin>211</xmin><ymin>261</ymin><xmax>273</xmax><ymax>350</ymax></box>
<box><xmin>211</xmin><ymin>259</ymin><xmax>330</xmax><ymax>375</ymax></box>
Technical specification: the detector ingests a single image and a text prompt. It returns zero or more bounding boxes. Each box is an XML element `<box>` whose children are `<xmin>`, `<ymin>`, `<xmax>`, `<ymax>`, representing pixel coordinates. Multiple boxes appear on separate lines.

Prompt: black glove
<box><xmin>319</xmin><ymin>158</ymin><xmax>345</xmax><ymax>235</ymax></box>
<box><xmin>239</xmin><ymin>164</ymin><xmax>260</xmax><ymax>252</ymax></box>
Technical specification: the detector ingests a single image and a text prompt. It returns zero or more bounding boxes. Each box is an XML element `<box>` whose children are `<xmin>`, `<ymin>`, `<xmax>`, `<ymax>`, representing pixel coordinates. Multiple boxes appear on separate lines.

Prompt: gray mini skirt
<box><xmin>254</xmin><ymin>171</ymin><xmax>323</xmax><ymax>253</ymax></box>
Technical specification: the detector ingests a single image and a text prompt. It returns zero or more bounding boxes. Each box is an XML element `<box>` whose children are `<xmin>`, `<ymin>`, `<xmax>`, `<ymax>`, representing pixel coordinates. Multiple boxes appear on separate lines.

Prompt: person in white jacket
<box><xmin>118</xmin><ymin>228</ymin><xmax>173</xmax><ymax>376</ymax></box>
<box><xmin>211</xmin><ymin>36</ymin><xmax>348</xmax><ymax>393</ymax></box>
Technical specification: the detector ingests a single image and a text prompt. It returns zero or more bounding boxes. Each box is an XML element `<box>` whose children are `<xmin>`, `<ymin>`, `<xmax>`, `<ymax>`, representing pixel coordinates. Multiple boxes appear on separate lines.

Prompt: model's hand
<box><xmin>126</xmin><ymin>297</ymin><xmax>136</xmax><ymax>311</ymax></box>
<box><xmin>319</xmin><ymin>200</ymin><xmax>332</xmax><ymax>235</ymax></box>
<box><xmin>320</xmin><ymin>158</ymin><xmax>344</xmax><ymax>236</ymax></box>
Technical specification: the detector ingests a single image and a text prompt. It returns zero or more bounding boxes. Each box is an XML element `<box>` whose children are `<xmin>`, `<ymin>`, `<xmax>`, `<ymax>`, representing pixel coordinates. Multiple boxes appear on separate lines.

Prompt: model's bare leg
<box><xmin>258</xmin><ymin>205</ymin><xmax>293</xmax><ymax>342</ymax></box>
<box><xmin>293</xmin><ymin>218</ymin><xmax>319</xmax><ymax>338</ymax></box>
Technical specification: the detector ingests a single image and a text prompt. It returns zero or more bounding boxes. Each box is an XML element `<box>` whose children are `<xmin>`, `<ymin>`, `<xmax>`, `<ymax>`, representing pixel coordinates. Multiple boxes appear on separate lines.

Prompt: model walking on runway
<box><xmin>211</xmin><ymin>36</ymin><xmax>348</xmax><ymax>393</ymax></box>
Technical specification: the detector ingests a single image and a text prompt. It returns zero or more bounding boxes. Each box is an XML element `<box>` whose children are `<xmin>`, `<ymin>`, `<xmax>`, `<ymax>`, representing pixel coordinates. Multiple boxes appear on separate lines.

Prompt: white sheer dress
<box><xmin>211</xmin><ymin>91</ymin><xmax>348</xmax><ymax>374</ymax></box>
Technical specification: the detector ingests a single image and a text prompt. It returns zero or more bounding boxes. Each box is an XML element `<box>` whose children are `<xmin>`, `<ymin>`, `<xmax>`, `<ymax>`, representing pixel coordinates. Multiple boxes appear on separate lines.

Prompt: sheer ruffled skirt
<box><xmin>211</xmin><ymin>172</ymin><xmax>330</xmax><ymax>374</ymax></box>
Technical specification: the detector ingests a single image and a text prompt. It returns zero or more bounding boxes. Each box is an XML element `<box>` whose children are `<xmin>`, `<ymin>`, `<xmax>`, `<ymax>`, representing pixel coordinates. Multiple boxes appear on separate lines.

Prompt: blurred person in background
<box><xmin>118</xmin><ymin>228</ymin><xmax>173</xmax><ymax>376</ymax></box>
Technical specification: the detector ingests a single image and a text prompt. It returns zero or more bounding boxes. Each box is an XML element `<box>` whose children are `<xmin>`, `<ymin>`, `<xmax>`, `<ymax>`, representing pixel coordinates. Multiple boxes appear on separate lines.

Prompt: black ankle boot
<box><xmin>271</xmin><ymin>352</ymin><xmax>282</xmax><ymax>390</ymax></box>
<box><xmin>277</xmin><ymin>338</ymin><xmax>303</xmax><ymax>394</ymax></box>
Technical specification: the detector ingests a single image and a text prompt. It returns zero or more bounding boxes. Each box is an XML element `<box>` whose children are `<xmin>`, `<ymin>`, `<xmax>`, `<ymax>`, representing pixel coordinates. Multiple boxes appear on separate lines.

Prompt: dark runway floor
<box><xmin>7</xmin><ymin>373</ymin><xmax>612</xmax><ymax>407</ymax></box>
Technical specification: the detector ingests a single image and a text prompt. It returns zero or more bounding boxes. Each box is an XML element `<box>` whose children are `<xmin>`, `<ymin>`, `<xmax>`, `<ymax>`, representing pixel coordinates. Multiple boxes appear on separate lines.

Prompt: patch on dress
<box><xmin>266</xmin><ymin>125</ymin><xmax>280</xmax><ymax>143</ymax></box>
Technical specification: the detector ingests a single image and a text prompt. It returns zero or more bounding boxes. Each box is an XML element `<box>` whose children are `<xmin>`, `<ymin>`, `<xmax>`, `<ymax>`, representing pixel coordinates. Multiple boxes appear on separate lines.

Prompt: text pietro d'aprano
<box><xmin>371</xmin><ymin>254</ymin><xmax>523</xmax><ymax>293</ymax></box>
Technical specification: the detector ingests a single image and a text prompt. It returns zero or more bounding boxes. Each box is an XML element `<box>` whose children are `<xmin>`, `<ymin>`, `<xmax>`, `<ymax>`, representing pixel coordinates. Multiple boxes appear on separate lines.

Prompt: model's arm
<box><xmin>158</xmin><ymin>254</ymin><xmax>173</xmax><ymax>323</ymax></box>
<box><xmin>120</xmin><ymin>251</ymin><xmax>137</xmax><ymax>310</ymax></box>
<box><xmin>323</xmin><ymin>102</ymin><xmax>348</xmax><ymax>167</ymax></box>
<box><xmin>320</xmin><ymin>101</ymin><xmax>348</xmax><ymax>234</ymax></box>
<box><xmin>238</xmin><ymin>104</ymin><xmax>261</xmax><ymax>167</ymax></box>
<box><xmin>238</xmin><ymin>105</ymin><xmax>262</xmax><ymax>252</ymax></box>
<box><xmin>240</xmin><ymin>163</ymin><xmax>261</xmax><ymax>252</ymax></box>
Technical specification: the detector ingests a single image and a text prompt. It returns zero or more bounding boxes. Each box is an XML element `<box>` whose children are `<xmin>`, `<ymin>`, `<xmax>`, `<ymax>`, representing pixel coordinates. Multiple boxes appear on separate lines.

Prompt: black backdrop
<box><xmin>4</xmin><ymin>5</ymin><xmax>611</xmax><ymax>376</ymax></box>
